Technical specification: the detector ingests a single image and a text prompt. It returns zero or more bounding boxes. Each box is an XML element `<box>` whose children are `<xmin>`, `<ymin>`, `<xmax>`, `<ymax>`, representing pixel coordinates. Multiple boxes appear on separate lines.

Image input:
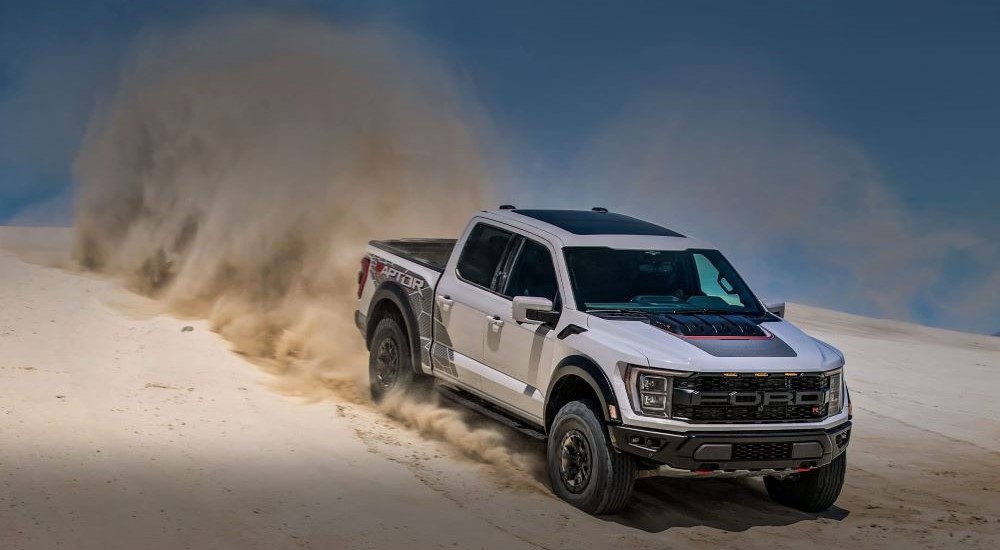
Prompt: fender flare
<box><xmin>544</xmin><ymin>355</ymin><xmax>621</xmax><ymax>430</ymax></box>
<box><xmin>366</xmin><ymin>282</ymin><xmax>423</xmax><ymax>375</ymax></box>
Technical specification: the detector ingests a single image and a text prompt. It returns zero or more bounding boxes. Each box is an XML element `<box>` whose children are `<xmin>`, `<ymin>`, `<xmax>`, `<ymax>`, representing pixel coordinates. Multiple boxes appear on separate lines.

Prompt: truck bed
<box><xmin>369</xmin><ymin>239</ymin><xmax>457</xmax><ymax>272</ymax></box>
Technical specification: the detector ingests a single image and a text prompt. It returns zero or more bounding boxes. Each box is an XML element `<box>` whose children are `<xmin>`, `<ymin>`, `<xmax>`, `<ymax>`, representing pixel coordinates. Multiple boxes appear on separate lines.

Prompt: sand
<box><xmin>2</xmin><ymin>226</ymin><xmax>998</xmax><ymax>549</ymax></box>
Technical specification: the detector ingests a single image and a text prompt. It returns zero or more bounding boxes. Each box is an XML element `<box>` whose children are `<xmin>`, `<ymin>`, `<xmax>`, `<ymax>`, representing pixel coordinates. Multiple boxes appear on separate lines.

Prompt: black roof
<box><xmin>512</xmin><ymin>209</ymin><xmax>685</xmax><ymax>237</ymax></box>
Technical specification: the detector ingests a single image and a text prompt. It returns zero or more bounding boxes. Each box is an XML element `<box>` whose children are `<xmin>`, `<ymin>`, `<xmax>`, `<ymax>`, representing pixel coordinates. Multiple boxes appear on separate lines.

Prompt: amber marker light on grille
<box><xmin>723</xmin><ymin>372</ymin><xmax>738</xmax><ymax>377</ymax></box>
<box><xmin>754</xmin><ymin>372</ymin><xmax>769</xmax><ymax>377</ymax></box>
<box><xmin>784</xmin><ymin>372</ymin><xmax>798</xmax><ymax>376</ymax></box>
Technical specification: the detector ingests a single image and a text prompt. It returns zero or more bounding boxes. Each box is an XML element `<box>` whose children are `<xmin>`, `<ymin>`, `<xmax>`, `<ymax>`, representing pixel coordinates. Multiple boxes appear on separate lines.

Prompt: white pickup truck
<box><xmin>355</xmin><ymin>207</ymin><xmax>851</xmax><ymax>515</ymax></box>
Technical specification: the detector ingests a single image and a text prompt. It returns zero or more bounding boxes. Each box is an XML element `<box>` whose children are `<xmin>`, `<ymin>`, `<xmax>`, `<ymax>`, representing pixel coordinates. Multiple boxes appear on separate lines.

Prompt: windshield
<box><xmin>563</xmin><ymin>247</ymin><xmax>764</xmax><ymax>315</ymax></box>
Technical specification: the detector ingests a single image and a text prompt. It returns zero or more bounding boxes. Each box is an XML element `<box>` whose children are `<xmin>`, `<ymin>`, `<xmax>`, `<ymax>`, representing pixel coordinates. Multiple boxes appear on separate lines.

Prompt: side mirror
<box><xmin>512</xmin><ymin>296</ymin><xmax>559</xmax><ymax>325</ymax></box>
<box><xmin>763</xmin><ymin>300</ymin><xmax>786</xmax><ymax>318</ymax></box>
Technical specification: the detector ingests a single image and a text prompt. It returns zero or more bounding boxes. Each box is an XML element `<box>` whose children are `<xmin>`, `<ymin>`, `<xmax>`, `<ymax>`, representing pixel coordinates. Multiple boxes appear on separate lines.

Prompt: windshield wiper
<box><xmin>588</xmin><ymin>308</ymin><xmax>754</xmax><ymax>317</ymax></box>
<box><xmin>586</xmin><ymin>308</ymin><xmax>654</xmax><ymax>316</ymax></box>
<box><xmin>673</xmin><ymin>309</ymin><xmax>742</xmax><ymax>315</ymax></box>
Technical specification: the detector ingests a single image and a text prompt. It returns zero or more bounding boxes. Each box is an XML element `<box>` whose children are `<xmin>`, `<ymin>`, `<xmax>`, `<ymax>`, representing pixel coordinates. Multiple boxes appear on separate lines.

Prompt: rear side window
<box><xmin>503</xmin><ymin>239</ymin><xmax>559</xmax><ymax>303</ymax></box>
<box><xmin>456</xmin><ymin>223</ymin><xmax>513</xmax><ymax>289</ymax></box>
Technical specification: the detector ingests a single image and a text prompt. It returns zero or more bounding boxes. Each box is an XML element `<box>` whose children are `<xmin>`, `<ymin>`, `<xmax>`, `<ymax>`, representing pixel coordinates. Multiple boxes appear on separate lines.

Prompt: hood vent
<box><xmin>649</xmin><ymin>313</ymin><xmax>767</xmax><ymax>338</ymax></box>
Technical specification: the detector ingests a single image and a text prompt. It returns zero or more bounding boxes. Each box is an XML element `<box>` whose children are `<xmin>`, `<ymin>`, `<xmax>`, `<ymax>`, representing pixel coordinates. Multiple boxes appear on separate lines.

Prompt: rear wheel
<box><xmin>368</xmin><ymin>314</ymin><xmax>430</xmax><ymax>402</ymax></box>
<box><xmin>547</xmin><ymin>400</ymin><xmax>635</xmax><ymax>515</ymax></box>
<box><xmin>764</xmin><ymin>452</ymin><xmax>847</xmax><ymax>512</ymax></box>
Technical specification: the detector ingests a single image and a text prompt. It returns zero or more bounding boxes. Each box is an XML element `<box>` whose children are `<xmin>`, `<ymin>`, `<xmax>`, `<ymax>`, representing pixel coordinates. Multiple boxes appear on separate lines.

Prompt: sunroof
<box><xmin>513</xmin><ymin>210</ymin><xmax>685</xmax><ymax>237</ymax></box>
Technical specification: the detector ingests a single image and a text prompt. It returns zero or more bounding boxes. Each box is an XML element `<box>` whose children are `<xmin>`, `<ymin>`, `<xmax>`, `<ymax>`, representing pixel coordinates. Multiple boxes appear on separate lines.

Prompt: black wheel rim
<box><xmin>374</xmin><ymin>337</ymin><xmax>400</xmax><ymax>389</ymax></box>
<box><xmin>559</xmin><ymin>429</ymin><xmax>592</xmax><ymax>493</ymax></box>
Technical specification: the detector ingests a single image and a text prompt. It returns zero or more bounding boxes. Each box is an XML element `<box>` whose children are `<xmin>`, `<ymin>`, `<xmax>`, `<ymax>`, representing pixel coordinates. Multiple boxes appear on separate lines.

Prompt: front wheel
<box><xmin>764</xmin><ymin>451</ymin><xmax>847</xmax><ymax>512</ymax></box>
<box><xmin>547</xmin><ymin>400</ymin><xmax>636</xmax><ymax>515</ymax></box>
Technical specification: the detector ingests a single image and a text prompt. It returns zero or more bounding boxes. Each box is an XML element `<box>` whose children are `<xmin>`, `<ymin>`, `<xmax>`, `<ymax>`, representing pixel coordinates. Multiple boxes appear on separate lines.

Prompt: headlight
<box><xmin>826</xmin><ymin>368</ymin><xmax>844</xmax><ymax>414</ymax></box>
<box><xmin>626</xmin><ymin>365</ymin><xmax>690</xmax><ymax>418</ymax></box>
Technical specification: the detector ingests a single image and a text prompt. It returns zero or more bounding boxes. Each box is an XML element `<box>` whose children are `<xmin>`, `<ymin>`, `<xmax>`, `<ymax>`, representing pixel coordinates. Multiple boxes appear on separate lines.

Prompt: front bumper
<box><xmin>608</xmin><ymin>421</ymin><xmax>851</xmax><ymax>472</ymax></box>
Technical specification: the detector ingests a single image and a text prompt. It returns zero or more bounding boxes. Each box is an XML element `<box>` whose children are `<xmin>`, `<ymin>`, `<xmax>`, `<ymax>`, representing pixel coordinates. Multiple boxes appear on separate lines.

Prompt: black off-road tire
<box><xmin>764</xmin><ymin>451</ymin><xmax>847</xmax><ymax>512</ymax></box>
<box><xmin>547</xmin><ymin>400</ymin><xmax>636</xmax><ymax>515</ymax></box>
<box><xmin>368</xmin><ymin>314</ymin><xmax>431</xmax><ymax>402</ymax></box>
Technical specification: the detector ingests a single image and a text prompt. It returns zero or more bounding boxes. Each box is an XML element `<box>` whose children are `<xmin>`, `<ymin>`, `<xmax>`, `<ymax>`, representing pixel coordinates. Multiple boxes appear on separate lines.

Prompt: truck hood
<box><xmin>584</xmin><ymin>314</ymin><xmax>844</xmax><ymax>373</ymax></box>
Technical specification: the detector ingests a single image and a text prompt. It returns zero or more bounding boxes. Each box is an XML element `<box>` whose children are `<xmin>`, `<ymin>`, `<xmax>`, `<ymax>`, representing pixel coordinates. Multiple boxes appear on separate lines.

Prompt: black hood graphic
<box><xmin>648</xmin><ymin>313</ymin><xmax>797</xmax><ymax>358</ymax></box>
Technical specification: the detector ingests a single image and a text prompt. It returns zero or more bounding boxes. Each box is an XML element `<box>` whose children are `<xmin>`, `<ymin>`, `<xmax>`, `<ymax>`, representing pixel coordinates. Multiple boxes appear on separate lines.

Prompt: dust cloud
<box><xmin>72</xmin><ymin>13</ymin><xmax>534</xmax><ymax>475</ymax></box>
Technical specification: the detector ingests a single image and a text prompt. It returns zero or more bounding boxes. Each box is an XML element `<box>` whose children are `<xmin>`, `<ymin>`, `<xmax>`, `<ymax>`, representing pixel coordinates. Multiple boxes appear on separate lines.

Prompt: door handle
<box><xmin>436</xmin><ymin>295</ymin><xmax>454</xmax><ymax>311</ymax></box>
<box><xmin>488</xmin><ymin>315</ymin><xmax>504</xmax><ymax>330</ymax></box>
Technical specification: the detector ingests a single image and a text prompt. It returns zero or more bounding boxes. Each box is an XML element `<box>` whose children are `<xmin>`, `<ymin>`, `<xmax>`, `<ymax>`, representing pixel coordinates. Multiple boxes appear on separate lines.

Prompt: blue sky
<box><xmin>0</xmin><ymin>0</ymin><xmax>997</xmax><ymax>333</ymax></box>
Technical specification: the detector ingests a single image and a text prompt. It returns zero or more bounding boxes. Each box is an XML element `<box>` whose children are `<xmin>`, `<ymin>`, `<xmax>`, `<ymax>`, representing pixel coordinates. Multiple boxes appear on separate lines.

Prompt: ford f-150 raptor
<box><xmin>354</xmin><ymin>207</ymin><xmax>851</xmax><ymax>515</ymax></box>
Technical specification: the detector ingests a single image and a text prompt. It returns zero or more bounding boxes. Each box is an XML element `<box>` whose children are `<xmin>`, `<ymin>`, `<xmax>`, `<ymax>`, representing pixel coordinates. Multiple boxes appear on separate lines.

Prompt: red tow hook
<box><xmin>794</xmin><ymin>466</ymin><xmax>813</xmax><ymax>473</ymax></box>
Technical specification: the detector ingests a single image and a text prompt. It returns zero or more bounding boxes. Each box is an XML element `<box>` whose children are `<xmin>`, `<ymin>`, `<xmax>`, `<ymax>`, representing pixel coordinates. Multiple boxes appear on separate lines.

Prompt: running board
<box><xmin>436</xmin><ymin>385</ymin><xmax>547</xmax><ymax>440</ymax></box>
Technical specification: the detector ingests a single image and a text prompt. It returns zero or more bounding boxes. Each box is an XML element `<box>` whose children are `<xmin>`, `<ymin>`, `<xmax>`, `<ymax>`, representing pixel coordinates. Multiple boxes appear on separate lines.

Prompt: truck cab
<box><xmin>356</xmin><ymin>208</ymin><xmax>851</xmax><ymax>515</ymax></box>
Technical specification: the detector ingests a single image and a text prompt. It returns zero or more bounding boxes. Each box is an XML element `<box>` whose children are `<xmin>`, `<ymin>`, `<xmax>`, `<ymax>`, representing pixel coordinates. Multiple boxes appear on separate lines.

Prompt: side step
<box><xmin>436</xmin><ymin>385</ymin><xmax>546</xmax><ymax>440</ymax></box>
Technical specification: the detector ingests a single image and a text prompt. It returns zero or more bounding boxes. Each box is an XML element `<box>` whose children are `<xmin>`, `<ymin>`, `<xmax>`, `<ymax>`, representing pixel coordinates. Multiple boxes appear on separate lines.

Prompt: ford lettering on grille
<box><xmin>687</xmin><ymin>390</ymin><xmax>826</xmax><ymax>406</ymax></box>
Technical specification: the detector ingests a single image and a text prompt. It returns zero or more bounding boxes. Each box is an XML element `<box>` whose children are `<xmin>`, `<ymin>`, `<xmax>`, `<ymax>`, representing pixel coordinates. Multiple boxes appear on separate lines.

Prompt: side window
<box><xmin>456</xmin><ymin>223</ymin><xmax>513</xmax><ymax>289</ymax></box>
<box><xmin>693</xmin><ymin>253</ymin><xmax>744</xmax><ymax>307</ymax></box>
<box><xmin>503</xmin><ymin>239</ymin><xmax>560</xmax><ymax>304</ymax></box>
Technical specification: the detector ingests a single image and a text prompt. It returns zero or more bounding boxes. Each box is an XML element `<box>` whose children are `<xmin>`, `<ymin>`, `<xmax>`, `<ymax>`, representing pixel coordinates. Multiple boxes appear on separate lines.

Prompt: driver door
<box><xmin>481</xmin><ymin>235</ymin><xmax>561</xmax><ymax>421</ymax></box>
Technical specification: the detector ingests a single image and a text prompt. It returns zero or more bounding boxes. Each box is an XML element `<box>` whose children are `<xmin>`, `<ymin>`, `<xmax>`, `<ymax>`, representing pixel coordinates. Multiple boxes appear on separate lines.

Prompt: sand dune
<box><xmin>2</xmin><ymin>226</ymin><xmax>998</xmax><ymax>549</ymax></box>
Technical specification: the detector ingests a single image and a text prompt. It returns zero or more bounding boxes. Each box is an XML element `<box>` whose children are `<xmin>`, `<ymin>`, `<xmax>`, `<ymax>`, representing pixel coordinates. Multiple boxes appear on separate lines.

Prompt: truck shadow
<box><xmin>446</xmin><ymin>400</ymin><xmax>850</xmax><ymax>533</ymax></box>
<box><xmin>607</xmin><ymin>476</ymin><xmax>849</xmax><ymax>532</ymax></box>
<box><xmin>483</xmin><ymin>422</ymin><xmax>848</xmax><ymax>532</ymax></box>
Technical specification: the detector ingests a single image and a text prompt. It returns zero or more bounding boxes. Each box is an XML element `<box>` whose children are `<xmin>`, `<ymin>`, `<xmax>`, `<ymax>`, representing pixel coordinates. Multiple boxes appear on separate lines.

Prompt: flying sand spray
<box><xmin>72</xmin><ymin>13</ymin><xmax>535</xmax><ymax>476</ymax></box>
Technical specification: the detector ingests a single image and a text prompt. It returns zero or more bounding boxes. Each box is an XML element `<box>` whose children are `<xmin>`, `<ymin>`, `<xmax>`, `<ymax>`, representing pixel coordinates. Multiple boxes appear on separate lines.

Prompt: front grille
<box><xmin>732</xmin><ymin>442</ymin><xmax>792</xmax><ymax>462</ymax></box>
<box><xmin>672</xmin><ymin>373</ymin><xmax>830</xmax><ymax>423</ymax></box>
<box><xmin>679</xmin><ymin>373</ymin><xmax>827</xmax><ymax>392</ymax></box>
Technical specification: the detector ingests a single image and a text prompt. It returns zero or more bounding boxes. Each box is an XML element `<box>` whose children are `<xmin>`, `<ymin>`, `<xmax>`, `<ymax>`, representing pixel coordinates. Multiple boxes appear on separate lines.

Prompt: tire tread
<box><xmin>548</xmin><ymin>399</ymin><xmax>635</xmax><ymax>515</ymax></box>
